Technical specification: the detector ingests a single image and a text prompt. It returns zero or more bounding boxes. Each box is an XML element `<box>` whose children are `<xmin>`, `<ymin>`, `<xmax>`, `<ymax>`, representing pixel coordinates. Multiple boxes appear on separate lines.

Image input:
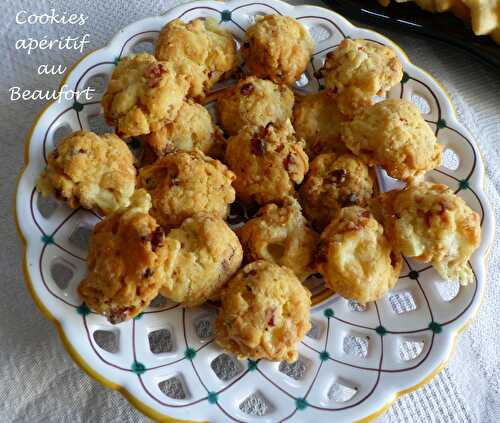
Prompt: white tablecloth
<box><xmin>1</xmin><ymin>0</ymin><xmax>499</xmax><ymax>421</ymax></box>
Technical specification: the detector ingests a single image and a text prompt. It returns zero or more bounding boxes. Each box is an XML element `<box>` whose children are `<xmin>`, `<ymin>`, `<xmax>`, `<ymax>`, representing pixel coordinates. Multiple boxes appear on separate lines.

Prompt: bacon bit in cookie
<box><xmin>275</xmin><ymin>143</ymin><xmax>285</xmax><ymax>153</ymax></box>
<box><xmin>425</xmin><ymin>211</ymin><xmax>434</xmax><ymax>228</ymax></box>
<box><xmin>78</xmin><ymin>148</ymin><xmax>87</xmax><ymax>154</ymax></box>
<box><xmin>150</xmin><ymin>226</ymin><xmax>164</xmax><ymax>252</ymax></box>
<box><xmin>107</xmin><ymin>306</ymin><xmax>133</xmax><ymax>324</ymax></box>
<box><xmin>250</xmin><ymin>137</ymin><xmax>266</xmax><ymax>156</ymax></box>
<box><xmin>143</xmin><ymin>268</ymin><xmax>153</xmax><ymax>278</ymax></box>
<box><xmin>361</xmin><ymin>210</ymin><xmax>371</xmax><ymax>218</ymax></box>
<box><xmin>283</xmin><ymin>153</ymin><xmax>295</xmax><ymax>170</ymax></box>
<box><xmin>342</xmin><ymin>193</ymin><xmax>359</xmax><ymax>207</ymax></box>
<box><xmin>325</xmin><ymin>169</ymin><xmax>347</xmax><ymax>185</ymax></box>
<box><xmin>240</xmin><ymin>83</ymin><xmax>254</xmax><ymax>96</ymax></box>
<box><xmin>245</xmin><ymin>269</ymin><xmax>258</xmax><ymax>277</ymax></box>
<box><xmin>145</xmin><ymin>63</ymin><xmax>167</xmax><ymax>88</ymax></box>
<box><xmin>266</xmin><ymin>308</ymin><xmax>276</xmax><ymax>327</ymax></box>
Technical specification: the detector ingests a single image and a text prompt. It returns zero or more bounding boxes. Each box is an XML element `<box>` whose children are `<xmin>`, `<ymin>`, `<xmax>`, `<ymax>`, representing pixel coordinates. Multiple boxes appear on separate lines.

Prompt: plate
<box><xmin>15</xmin><ymin>0</ymin><xmax>494</xmax><ymax>421</ymax></box>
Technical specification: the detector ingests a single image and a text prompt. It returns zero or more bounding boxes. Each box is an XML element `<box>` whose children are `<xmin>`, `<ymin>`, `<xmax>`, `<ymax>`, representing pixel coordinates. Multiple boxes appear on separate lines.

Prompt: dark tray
<box><xmin>325</xmin><ymin>0</ymin><xmax>500</xmax><ymax>70</ymax></box>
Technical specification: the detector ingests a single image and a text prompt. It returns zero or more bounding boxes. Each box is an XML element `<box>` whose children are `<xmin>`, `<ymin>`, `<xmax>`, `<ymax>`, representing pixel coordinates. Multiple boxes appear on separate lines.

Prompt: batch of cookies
<box><xmin>37</xmin><ymin>14</ymin><xmax>481</xmax><ymax>363</ymax></box>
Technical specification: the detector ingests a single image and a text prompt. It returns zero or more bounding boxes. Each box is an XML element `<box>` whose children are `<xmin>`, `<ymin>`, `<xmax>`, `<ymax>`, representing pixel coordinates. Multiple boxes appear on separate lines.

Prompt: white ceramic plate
<box><xmin>15</xmin><ymin>1</ymin><xmax>494</xmax><ymax>421</ymax></box>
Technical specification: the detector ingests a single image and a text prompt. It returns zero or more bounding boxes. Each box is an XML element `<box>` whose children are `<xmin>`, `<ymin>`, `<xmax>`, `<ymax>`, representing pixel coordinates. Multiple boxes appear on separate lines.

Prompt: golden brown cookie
<box><xmin>141</xmin><ymin>100</ymin><xmax>225</xmax><ymax>158</ymax></box>
<box><xmin>300</xmin><ymin>152</ymin><xmax>376</xmax><ymax>231</ymax></box>
<box><xmin>215</xmin><ymin>260</ymin><xmax>311</xmax><ymax>362</ymax></box>
<box><xmin>225</xmin><ymin>120</ymin><xmax>309</xmax><ymax>205</ymax></box>
<box><xmin>293</xmin><ymin>91</ymin><xmax>350</xmax><ymax>159</ymax></box>
<box><xmin>375</xmin><ymin>182</ymin><xmax>481</xmax><ymax>285</ymax></box>
<box><xmin>159</xmin><ymin>213</ymin><xmax>243</xmax><ymax>306</ymax></box>
<box><xmin>237</xmin><ymin>197</ymin><xmax>318</xmax><ymax>281</ymax></box>
<box><xmin>101</xmin><ymin>53</ymin><xmax>189</xmax><ymax>137</ymax></box>
<box><xmin>139</xmin><ymin>149</ymin><xmax>236</xmax><ymax>228</ymax></box>
<box><xmin>217</xmin><ymin>76</ymin><xmax>295</xmax><ymax>136</ymax></box>
<box><xmin>320</xmin><ymin>39</ymin><xmax>403</xmax><ymax>115</ymax></box>
<box><xmin>315</xmin><ymin>206</ymin><xmax>402</xmax><ymax>304</ymax></box>
<box><xmin>37</xmin><ymin>131</ymin><xmax>136</xmax><ymax>215</ymax></box>
<box><xmin>241</xmin><ymin>15</ymin><xmax>314</xmax><ymax>85</ymax></box>
<box><xmin>78</xmin><ymin>190</ymin><xmax>177</xmax><ymax>323</ymax></box>
<box><xmin>155</xmin><ymin>18</ymin><xmax>239</xmax><ymax>99</ymax></box>
<box><xmin>341</xmin><ymin>99</ymin><xmax>442</xmax><ymax>181</ymax></box>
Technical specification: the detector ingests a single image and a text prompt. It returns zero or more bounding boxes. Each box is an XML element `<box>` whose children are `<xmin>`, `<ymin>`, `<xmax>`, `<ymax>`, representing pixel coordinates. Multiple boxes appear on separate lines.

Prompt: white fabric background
<box><xmin>0</xmin><ymin>0</ymin><xmax>499</xmax><ymax>421</ymax></box>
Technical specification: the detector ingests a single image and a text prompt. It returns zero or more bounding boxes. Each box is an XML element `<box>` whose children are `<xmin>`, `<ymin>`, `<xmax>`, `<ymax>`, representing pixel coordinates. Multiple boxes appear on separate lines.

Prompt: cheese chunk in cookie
<box><xmin>142</xmin><ymin>99</ymin><xmax>225</xmax><ymax>159</ymax></box>
<box><xmin>315</xmin><ymin>206</ymin><xmax>402</xmax><ymax>304</ymax></box>
<box><xmin>341</xmin><ymin>99</ymin><xmax>442</xmax><ymax>181</ymax></box>
<box><xmin>241</xmin><ymin>15</ymin><xmax>314</xmax><ymax>85</ymax></box>
<box><xmin>102</xmin><ymin>53</ymin><xmax>189</xmax><ymax>137</ymax></box>
<box><xmin>78</xmin><ymin>190</ymin><xmax>177</xmax><ymax>323</ymax></box>
<box><xmin>160</xmin><ymin>213</ymin><xmax>243</xmax><ymax>307</ymax></box>
<box><xmin>215</xmin><ymin>260</ymin><xmax>311</xmax><ymax>362</ymax></box>
<box><xmin>237</xmin><ymin>196</ymin><xmax>318</xmax><ymax>281</ymax></box>
<box><xmin>217</xmin><ymin>76</ymin><xmax>294</xmax><ymax>136</ymax></box>
<box><xmin>300</xmin><ymin>152</ymin><xmax>376</xmax><ymax>231</ymax></box>
<box><xmin>293</xmin><ymin>91</ymin><xmax>350</xmax><ymax>159</ymax></box>
<box><xmin>139</xmin><ymin>150</ymin><xmax>235</xmax><ymax>228</ymax></box>
<box><xmin>375</xmin><ymin>182</ymin><xmax>481</xmax><ymax>285</ymax></box>
<box><xmin>225</xmin><ymin>120</ymin><xmax>309</xmax><ymax>205</ymax></box>
<box><xmin>155</xmin><ymin>18</ymin><xmax>239</xmax><ymax>99</ymax></box>
<box><xmin>37</xmin><ymin>130</ymin><xmax>136</xmax><ymax>215</ymax></box>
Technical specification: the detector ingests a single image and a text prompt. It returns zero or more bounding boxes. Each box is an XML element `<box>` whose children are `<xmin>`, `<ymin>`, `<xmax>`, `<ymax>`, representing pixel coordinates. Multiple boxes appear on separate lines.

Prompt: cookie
<box><xmin>155</xmin><ymin>18</ymin><xmax>239</xmax><ymax>99</ymax></box>
<box><xmin>141</xmin><ymin>99</ymin><xmax>225</xmax><ymax>158</ymax></box>
<box><xmin>159</xmin><ymin>213</ymin><xmax>243</xmax><ymax>306</ymax></box>
<box><xmin>315</xmin><ymin>206</ymin><xmax>402</xmax><ymax>304</ymax></box>
<box><xmin>300</xmin><ymin>152</ymin><xmax>376</xmax><ymax>231</ymax></box>
<box><xmin>241</xmin><ymin>15</ymin><xmax>314</xmax><ymax>85</ymax></box>
<box><xmin>78</xmin><ymin>190</ymin><xmax>177</xmax><ymax>323</ymax></box>
<box><xmin>37</xmin><ymin>130</ymin><xmax>136</xmax><ymax>215</ymax></box>
<box><xmin>215</xmin><ymin>260</ymin><xmax>311</xmax><ymax>362</ymax></box>
<box><xmin>217</xmin><ymin>76</ymin><xmax>295</xmax><ymax>136</ymax></box>
<box><xmin>225</xmin><ymin>120</ymin><xmax>309</xmax><ymax>205</ymax></box>
<box><xmin>375</xmin><ymin>182</ymin><xmax>481</xmax><ymax>285</ymax></box>
<box><xmin>341</xmin><ymin>99</ymin><xmax>442</xmax><ymax>181</ymax></box>
<box><xmin>101</xmin><ymin>53</ymin><xmax>189</xmax><ymax>137</ymax></box>
<box><xmin>237</xmin><ymin>196</ymin><xmax>318</xmax><ymax>281</ymax></box>
<box><xmin>292</xmin><ymin>91</ymin><xmax>350</xmax><ymax>159</ymax></box>
<box><xmin>319</xmin><ymin>39</ymin><xmax>403</xmax><ymax>115</ymax></box>
<box><xmin>139</xmin><ymin>149</ymin><xmax>236</xmax><ymax>228</ymax></box>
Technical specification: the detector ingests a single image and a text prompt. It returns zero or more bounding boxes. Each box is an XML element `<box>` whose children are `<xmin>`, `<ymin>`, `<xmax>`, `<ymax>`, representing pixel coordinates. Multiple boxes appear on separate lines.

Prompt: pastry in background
<box><xmin>101</xmin><ymin>53</ymin><xmax>189</xmax><ymax>137</ymax></box>
<box><xmin>315</xmin><ymin>206</ymin><xmax>402</xmax><ymax>304</ymax></box>
<box><xmin>241</xmin><ymin>15</ymin><xmax>314</xmax><ymax>85</ymax></box>
<box><xmin>215</xmin><ymin>260</ymin><xmax>311</xmax><ymax>362</ymax></box>
<box><xmin>237</xmin><ymin>196</ymin><xmax>318</xmax><ymax>281</ymax></box>
<box><xmin>160</xmin><ymin>213</ymin><xmax>243</xmax><ymax>307</ymax></box>
<box><xmin>378</xmin><ymin>0</ymin><xmax>500</xmax><ymax>44</ymax></box>
<box><xmin>139</xmin><ymin>150</ymin><xmax>235</xmax><ymax>228</ymax></box>
<box><xmin>155</xmin><ymin>18</ymin><xmax>239</xmax><ymax>99</ymax></box>
<box><xmin>78</xmin><ymin>190</ymin><xmax>177</xmax><ymax>323</ymax></box>
<box><xmin>37</xmin><ymin>130</ymin><xmax>136</xmax><ymax>215</ymax></box>
<box><xmin>217</xmin><ymin>76</ymin><xmax>294</xmax><ymax>136</ymax></box>
<box><xmin>225</xmin><ymin>120</ymin><xmax>309</xmax><ymax>205</ymax></box>
<box><xmin>341</xmin><ymin>99</ymin><xmax>442</xmax><ymax>181</ymax></box>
